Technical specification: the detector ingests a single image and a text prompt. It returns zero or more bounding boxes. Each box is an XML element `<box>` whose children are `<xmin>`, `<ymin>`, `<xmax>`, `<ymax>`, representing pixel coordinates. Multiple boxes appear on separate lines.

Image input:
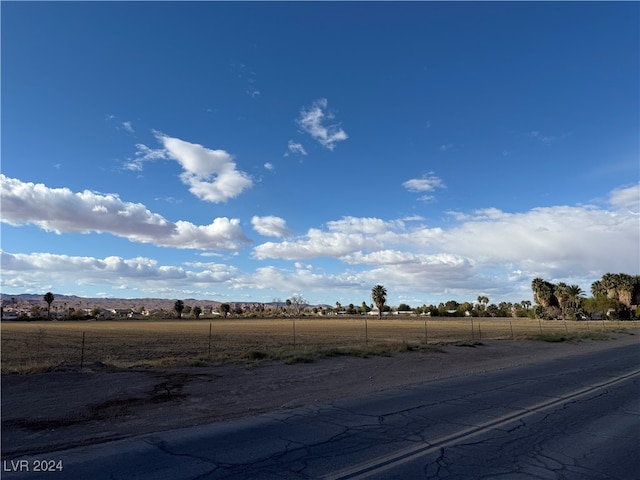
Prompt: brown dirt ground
<box><xmin>2</xmin><ymin>331</ymin><xmax>638</xmax><ymax>458</ymax></box>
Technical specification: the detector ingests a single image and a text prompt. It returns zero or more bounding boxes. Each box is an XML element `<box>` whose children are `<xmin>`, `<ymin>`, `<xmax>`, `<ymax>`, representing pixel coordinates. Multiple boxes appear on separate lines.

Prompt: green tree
<box><xmin>193</xmin><ymin>305</ymin><xmax>202</xmax><ymax>319</ymax></box>
<box><xmin>43</xmin><ymin>292</ymin><xmax>55</xmax><ymax>319</ymax></box>
<box><xmin>219</xmin><ymin>303</ymin><xmax>230</xmax><ymax>318</ymax></box>
<box><xmin>531</xmin><ymin>278</ymin><xmax>559</xmax><ymax>310</ymax></box>
<box><xmin>554</xmin><ymin>282</ymin><xmax>570</xmax><ymax>319</ymax></box>
<box><xmin>566</xmin><ymin>285</ymin><xmax>585</xmax><ymax>310</ymax></box>
<box><xmin>591</xmin><ymin>273</ymin><xmax>640</xmax><ymax>316</ymax></box>
<box><xmin>444</xmin><ymin>300</ymin><xmax>460</xmax><ymax>314</ymax></box>
<box><xmin>360</xmin><ymin>301</ymin><xmax>371</xmax><ymax>314</ymax></box>
<box><xmin>371</xmin><ymin>284</ymin><xmax>387</xmax><ymax>319</ymax></box>
<box><xmin>477</xmin><ymin>296</ymin><xmax>489</xmax><ymax>311</ymax></box>
<box><xmin>174</xmin><ymin>300</ymin><xmax>184</xmax><ymax>319</ymax></box>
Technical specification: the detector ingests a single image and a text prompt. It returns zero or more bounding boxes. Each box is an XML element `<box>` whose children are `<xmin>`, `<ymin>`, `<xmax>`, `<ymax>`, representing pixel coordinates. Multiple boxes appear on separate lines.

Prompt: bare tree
<box><xmin>289</xmin><ymin>294</ymin><xmax>308</xmax><ymax>318</ymax></box>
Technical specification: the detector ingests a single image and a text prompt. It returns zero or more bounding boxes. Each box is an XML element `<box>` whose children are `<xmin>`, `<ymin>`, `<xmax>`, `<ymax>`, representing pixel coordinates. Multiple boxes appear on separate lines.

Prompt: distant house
<box><xmin>1</xmin><ymin>310</ymin><xmax>19</xmax><ymax>320</ymax></box>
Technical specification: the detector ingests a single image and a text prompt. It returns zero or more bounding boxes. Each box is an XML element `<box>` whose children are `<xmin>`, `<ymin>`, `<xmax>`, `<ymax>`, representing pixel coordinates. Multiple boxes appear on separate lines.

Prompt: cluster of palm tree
<box><xmin>591</xmin><ymin>273</ymin><xmax>640</xmax><ymax>310</ymax></box>
<box><xmin>532</xmin><ymin>273</ymin><xmax>639</xmax><ymax>320</ymax></box>
<box><xmin>531</xmin><ymin>278</ymin><xmax>588</xmax><ymax>319</ymax></box>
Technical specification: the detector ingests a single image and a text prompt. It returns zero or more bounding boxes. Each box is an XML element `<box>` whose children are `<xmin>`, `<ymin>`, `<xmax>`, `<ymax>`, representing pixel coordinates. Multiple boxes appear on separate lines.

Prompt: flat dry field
<box><xmin>2</xmin><ymin>317</ymin><xmax>638</xmax><ymax>373</ymax></box>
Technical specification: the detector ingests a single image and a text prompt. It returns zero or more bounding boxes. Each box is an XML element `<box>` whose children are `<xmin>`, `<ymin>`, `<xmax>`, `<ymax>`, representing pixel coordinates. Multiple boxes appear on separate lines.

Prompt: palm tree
<box><xmin>531</xmin><ymin>278</ymin><xmax>558</xmax><ymax>308</ymax></box>
<box><xmin>43</xmin><ymin>292</ymin><xmax>54</xmax><ymax>320</ymax></box>
<box><xmin>477</xmin><ymin>295</ymin><xmax>489</xmax><ymax>310</ymax></box>
<box><xmin>555</xmin><ymin>282</ymin><xmax>570</xmax><ymax>319</ymax></box>
<box><xmin>371</xmin><ymin>284</ymin><xmax>387</xmax><ymax>320</ymax></box>
<box><xmin>601</xmin><ymin>273</ymin><xmax>620</xmax><ymax>301</ymax></box>
<box><xmin>591</xmin><ymin>280</ymin><xmax>606</xmax><ymax>298</ymax></box>
<box><xmin>616</xmin><ymin>273</ymin><xmax>636</xmax><ymax>309</ymax></box>
<box><xmin>566</xmin><ymin>285</ymin><xmax>585</xmax><ymax>310</ymax></box>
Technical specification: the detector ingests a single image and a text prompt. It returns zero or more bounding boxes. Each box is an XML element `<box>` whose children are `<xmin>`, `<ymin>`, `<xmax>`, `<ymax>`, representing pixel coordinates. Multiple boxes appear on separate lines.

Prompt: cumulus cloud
<box><xmin>251</xmin><ymin>216</ymin><xmax>292</xmax><ymax>238</ymax></box>
<box><xmin>0</xmin><ymin>175</ymin><xmax>251</xmax><ymax>250</ymax></box>
<box><xmin>123</xmin><ymin>133</ymin><xmax>253</xmax><ymax>202</ymax></box>
<box><xmin>157</xmin><ymin>134</ymin><xmax>253</xmax><ymax>203</ymax></box>
<box><xmin>297</xmin><ymin>98</ymin><xmax>348</xmax><ymax>150</ymax></box>
<box><xmin>0</xmin><ymin>251</ymin><xmax>240</xmax><ymax>293</ymax></box>
<box><xmin>609</xmin><ymin>183</ymin><xmax>639</xmax><ymax>212</ymax></box>
<box><xmin>253</xmin><ymin>229</ymin><xmax>383</xmax><ymax>261</ymax></box>
<box><xmin>253</xmin><ymin>217</ymin><xmax>405</xmax><ymax>260</ymax></box>
<box><xmin>251</xmin><ymin>184</ymin><xmax>638</xmax><ymax>300</ymax></box>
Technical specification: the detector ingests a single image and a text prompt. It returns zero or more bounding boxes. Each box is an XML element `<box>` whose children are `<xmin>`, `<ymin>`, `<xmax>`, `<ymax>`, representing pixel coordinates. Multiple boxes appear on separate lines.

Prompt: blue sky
<box><xmin>2</xmin><ymin>2</ymin><xmax>638</xmax><ymax>307</ymax></box>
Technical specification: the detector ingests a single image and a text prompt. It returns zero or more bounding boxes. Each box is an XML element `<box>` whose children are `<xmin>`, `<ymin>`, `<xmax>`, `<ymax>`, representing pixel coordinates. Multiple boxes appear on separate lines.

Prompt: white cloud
<box><xmin>297</xmin><ymin>98</ymin><xmax>348</xmax><ymax>150</ymax></box>
<box><xmin>287</xmin><ymin>140</ymin><xmax>307</xmax><ymax>156</ymax></box>
<box><xmin>251</xmin><ymin>216</ymin><xmax>292</xmax><ymax>238</ymax></box>
<box><xmin>122</xmin><ymin>121</ymin><xmax>134</xmax><ymax>134</ymax></box>
<box><xmin>264</xmin><ymin>162</ymin><xmax>274</xmax><ymax>171</ymax></box>
<box><xmin>609</xmin><ymin>183</ymin><xmax>639</xmax><ymax>212</ymax></box>
<box><xmin>124</xmin><ymin>143</ymin><xmax>168</xmax><ymax>171</ymax></box>
<box><xmin>253</xmin><ymin>229</ymin><xmax>383</xmax><ymax>261</ymax></box>
<box><xmin>0</xmin><ymin>175</ymin><xmax>251</xmax><ymax>250</ymax></box>
<box><xmin>123</xmin><ymin>134</ymin><xmax>253</xmax><ymax>202</ymax></box>
<box><xmin>439</xmin><ymin>143</ymin><xmax>453</xmax><ymax>152</ymax></box>
<box><xmin>327</xmin><ymin>216</ymin><xmax>404</xmax><ymax>235</ymax></box>
<box><xmin>250</xmin><ymin>184</ymin><xmax>638</xmax><ymax>300</ymax></box>
<box><xmin>0</xmin><ymin>251</ymin><xmax>239</xmax><ymax>293</ymax></box>
<box><xmin>157</xmin><ymin>134</ymin><xmax>253</xmax><ymax>203</ymax></box>
<box><xmin>524</xmin><ymin>130</ymin><xmax>566</xmax><ymax>146</ymax></box>
<box><xmin>402</xmin><ymin>174</ymin><xmax>445</xmax><ymax>193</ymax></box>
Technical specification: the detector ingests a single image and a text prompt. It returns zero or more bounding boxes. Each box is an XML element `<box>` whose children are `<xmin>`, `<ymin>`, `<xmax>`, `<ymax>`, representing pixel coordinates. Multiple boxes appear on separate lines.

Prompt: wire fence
<box><xmin>2</xmin><ymin>318</ymin><xmax>638</xmax><ymax>372</ymax></box>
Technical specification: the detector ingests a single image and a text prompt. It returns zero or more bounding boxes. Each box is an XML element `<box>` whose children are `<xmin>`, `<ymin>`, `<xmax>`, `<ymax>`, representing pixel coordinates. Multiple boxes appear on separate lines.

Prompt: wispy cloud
<box><xmin>287</xmin><ymin>140</ymin><xmax>307</xmax><ymax>156</ymax></box>
<box><xmin>297</xmin><ymin>98</ymin><xmax>348</xmax><ymax>150</ymax></box>
<box><xmin>0</xmin><ymin>175</ymin><xmax>251</xmax><ymax>250</ymax></box>
<box><xmin>402</xmin><ymin>174</ymin><xmax>446</xmax><ymax>201</ymax></box>
<box><xmin>122</xmin><ymin>121</ymin><xmax>134</xmax><ymax>134</ymax></box>
<box><xmin>524</xmin><ymin>130</ymin><xmax>568</xmax><ymax>146</ymax></box>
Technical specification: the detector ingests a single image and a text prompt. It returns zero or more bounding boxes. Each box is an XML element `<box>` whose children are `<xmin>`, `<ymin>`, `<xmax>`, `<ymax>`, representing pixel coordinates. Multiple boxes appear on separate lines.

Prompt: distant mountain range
<box><xmin>0</xmin><ymin>293</ymin><xmax>331</xmax><ymax>311</ymax></box>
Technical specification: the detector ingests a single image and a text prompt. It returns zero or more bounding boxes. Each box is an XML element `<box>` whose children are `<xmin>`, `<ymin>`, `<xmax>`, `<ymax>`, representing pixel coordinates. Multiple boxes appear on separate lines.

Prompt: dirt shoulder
<box><xmin>2</xmin><ymin>331</ymin><xmax>638</xmax><ymax>458</ymax></box>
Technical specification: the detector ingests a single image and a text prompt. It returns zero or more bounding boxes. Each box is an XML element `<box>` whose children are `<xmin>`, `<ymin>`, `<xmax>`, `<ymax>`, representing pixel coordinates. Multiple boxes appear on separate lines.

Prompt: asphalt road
<box><xmin>4</xmin><ymin>342</ymin><xmax>639</xmax><ymax>480</ymax></box>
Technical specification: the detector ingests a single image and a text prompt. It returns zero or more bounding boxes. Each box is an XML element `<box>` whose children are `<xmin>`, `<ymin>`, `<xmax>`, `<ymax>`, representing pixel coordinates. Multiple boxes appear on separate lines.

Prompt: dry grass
<box><xmin>2</xmin><ymin>317</ymin><xmax>638</xmax><ymax>373</ymax></box>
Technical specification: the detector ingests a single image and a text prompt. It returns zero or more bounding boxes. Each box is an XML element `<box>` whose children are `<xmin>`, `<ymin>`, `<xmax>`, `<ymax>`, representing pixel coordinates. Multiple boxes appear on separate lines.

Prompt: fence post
<box><xmin>538</xmin><ymin>318</ymin><xmax>543</xmax><ymax>334</ymax></box>
<box><xmin>365</xmin><ymin>317</ymin><xmax>368</xmax><ymax>346</ymax></box>
<box><xmin>424</xmin><ymin>318</ymin><xmax>428</xmax><ymax>345</ymax></box>
<box><xmin>471</xmin><ymin>318</ymin><xmax>475</xmax><ymax>342</ymax></box>
<box><xmin>208</xmin><ymin>321</ymin><xmax>212</xmax><ymax>357</ymax></box>
<box><xmin>80</xmin><ymin>331</ymin><xmax>86</xmax><ymax>369</ymax></box>
<box><xmin>509</xmin><ymin>321</ymin><xmax>514</xmax><ymax>340</ymax></box>
<box><xmin>292</xmin><ymin>318</ymin><xmax>296</xmax><ymax>349</ymax></box>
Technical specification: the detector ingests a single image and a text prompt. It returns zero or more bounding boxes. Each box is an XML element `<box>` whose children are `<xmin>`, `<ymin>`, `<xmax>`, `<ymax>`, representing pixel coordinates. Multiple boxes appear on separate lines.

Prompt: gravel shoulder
<box><xmin>2</xmin><ymin>330</ymin><xmax>638</xmax><ymax>458</ymax></box>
